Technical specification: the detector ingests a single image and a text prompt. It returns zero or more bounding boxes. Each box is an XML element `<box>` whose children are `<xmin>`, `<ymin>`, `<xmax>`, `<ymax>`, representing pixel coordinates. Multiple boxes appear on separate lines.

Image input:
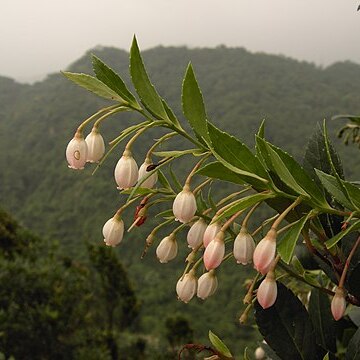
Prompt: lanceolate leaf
<box><xmin>182</xmin><ymin>64</ymin><xmax>209</xmax><ymax>144</ymax></box>
<box><xmin>254</xmin><ymin>283</ymin><xmax>323</xmax><ymax>360</ymax></box>
<box><xmin>208</xmin><ymin>330</ymin><xmax>233</xmax><ymax>358</ymax></box>
<box><xmin>129</xmin><ymin>36</ymin><xmax>169</xmax><ymax>121</ymax></box>
<box><xmin>346</xmin><ymin>327</ymin><xmax>360</xmax><ymax>360</ymax></box>
<box><xmin>207</xmin><ymin>123</ymin><xmax>270</xmax><ymax>189</ymax></box>
<box><xmin>214</xmin><ymin>192</ymin><xmax>275</xmax><ymax>223</ymax></box>
<box><xmin>315</xmin><ymin>170</ymin><xmax>356</xmax><ymax>210</ymax></box>
<box><xmin>308</xmin><ymin>289</ymin><xmax>336</xmax><ymax>354</ymax></box>
<box><xmin>325</xmin><ymin>220</ymin><xmax>360</xmax><ymax>249</ymax></box>
<box><xmin>91</xmin><ymin>55</ymin><xmax>140</xmax><ymax>108</ymax></box>
<box><xmin>153</xmin><ymin>149</ymin><xmax>204</xmax><ymax>158</ymax></box>
<box><xmin>196</xmin><ymin>161</ymin><xmax>246</xmax><ymax>185</ymax></box>
<box><xmin>277</xmin><ymin>213</ymin><xmax>310</xmax><ymax>264</ymax></box>
<box><xmin>62</xmin><ymin>72</ymin><xmax>124</xmax><ymax>101</ymax></box>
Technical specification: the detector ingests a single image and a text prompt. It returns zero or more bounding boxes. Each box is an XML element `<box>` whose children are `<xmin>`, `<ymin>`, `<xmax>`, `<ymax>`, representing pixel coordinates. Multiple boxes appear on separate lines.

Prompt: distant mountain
<box><xmin>0</xmin><ymin>45</ymin><xmax>359</xmax><ymax>353</ymax></box>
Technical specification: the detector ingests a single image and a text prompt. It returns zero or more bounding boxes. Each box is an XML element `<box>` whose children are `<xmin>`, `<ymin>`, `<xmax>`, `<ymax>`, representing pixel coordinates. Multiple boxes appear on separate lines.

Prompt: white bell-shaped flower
<box><xmin>233</xmin><ymin>227</ymin><xmax>256</xmax><ymax>265</ymax></box>
<box><xmin>172</xmin><ymin>186</ymin><xmax>197</xmax><ymax>223</ymax></box>
<box><xmin>203</xmin><ymin>232</ymin><xmax>225</xmax><ymax>271</ymax></box>
<box><xmin>66</xmin><ymin>134</ymin><xmax>88</xmax><ymax>170</ymax></box>
<box><xmin>156</xmin><ymin>234</ymin><xmax>178</xmax><ymax>263</ymax></box>
<box><xmin>187</xmin><ymin>218</ymin><xmax>207</xmax><ymax>249</ymax></box>
<box><xmin>85</xmin><ymin>128</ymin><xmax>105</xmax><ymax>163</ymax></box>
<box><xmin>197</xmin><ymin>270</ymin><xmax>218</xmax><ymax>300</ymax></box>
<box><xmin>257</xmin><ymin>271</ymin><xmax>277</xmax><ymax>309</ymax></box>
<box><xmin>253</xmin><ymin>228</ymin><xmax>277</xmax><ymax>275</ymax></box>
<box><xmin>138</xmin><ymin>158</ymin><xmax>157</xmax><ymax>188</ymax></box>
<box><xmin>176</xmin><ymin>270</ymin><xmax>197</xmax><ymax>303</ymax></box>
<box><xmin>114</xmin><ymin>149</ymin><xmax>139</xmax><ymax>189</ymax></box>
<box><xmin>203</xmin><ymin>221</ymin><xmax>221</xmax><ymax>248</ymax></box>
<box><xmin>331</xmin><ymin>287</ymin><xmax>346</xmax><ymax>321</ymax></box>
<box><xmin>254</xmin><ymin>346</ymin><xmax>266</xmax><ymax>360</ymax></box>
<box><xmin>102</xmin><ymin>216</ymin><xmax>124</xmax><ymax>247</ymax></box>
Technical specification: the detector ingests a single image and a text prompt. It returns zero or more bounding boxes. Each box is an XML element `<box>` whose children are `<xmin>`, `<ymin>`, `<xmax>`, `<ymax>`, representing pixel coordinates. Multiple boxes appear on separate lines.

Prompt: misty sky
<box><xmin>1</xmin><ymin>0</ymin><xmax>360</xmax><ymax>82</ymax></box>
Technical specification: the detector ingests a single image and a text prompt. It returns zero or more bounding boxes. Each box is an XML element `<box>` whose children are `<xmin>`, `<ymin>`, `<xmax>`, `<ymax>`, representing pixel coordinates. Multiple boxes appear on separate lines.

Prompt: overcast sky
<box><xmin>1</xmin><ymin>0</ymin><xmax>359</xmax><ymax>82</ymax></box>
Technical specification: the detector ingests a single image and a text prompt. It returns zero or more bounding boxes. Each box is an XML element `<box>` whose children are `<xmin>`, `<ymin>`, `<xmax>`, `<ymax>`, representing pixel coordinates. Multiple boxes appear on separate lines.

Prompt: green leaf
<box><xmin>196</xmin><ymin>161</ymin><xmax>246</xmax><ymax>185</ymax></box>
<box><xmin>157</xmin><ymin>170</ymin><xmax>173</xmax><ymax>191</ymax></box>
<box><xmin>325</xmin><ymin>219</ymin><xmax>360</xmax><ymax>249</ymax></box>
<box><xmin>208</xmin><ymin>330</ymin><xmax>233</xmax><ymax>358</ymax></box>
<box><xmin>315</xmin><ymin>170</ymin><xmax>355</xmax><ymax>210</ymax></box>
<box><xmin>62</xmin><ymin>71</ymin><xmax>124</xmax><ymax>101</ymax></box>
<box><xmin>346</xmin><ymin>327</ymin><xmax>360</xmax><ymax>360</ymax></box>
<box><xmin>254</xmin><ymin>283</ymin><xmax>323</xmax><ymax>360</ymax></box>
<box><xmin>91</xmin><ymin>55</ymin><xmax>140</xmax><ymax>108</ymax></box>
<box><xmin>332</xmin><ymin>114</ymin><xmax>360</xmax><ymax>126</ymax></box>
<box><xmin>207</xmin><ymin>123</ymin><xmax>270</xmax><ymax>189</ymax></box>
<box><xmin>243</xmin><ymin>347</ymin><xmax>250</xmax><ymax>360</ymax></box>
<box><xmin>343</xmin><ymin>181</ymin><xmax>360</xmax><ymax>209</ymax></box>
<box><xmin>129</xmin><ymin>36</ymin><xmax>169</xmax><ymax>120</ymax></box>
<box><xmin>257</xmin><ymin>119</ymin><xmax>265</xmax><ymax>139</ymax></box>
<box><xmin>277</xmin><ymin>213</ymin><xmax>310</xmax><ymax>264</ymax></box>
<box><xmin>169</xmin><ymin>165</ymin><xmax>183</xmax><ymax>192</ymax></box>
<box><xmin>260</xmin><ymin>342</ymin><xmax>282</xmax><ymax>360</ymax></box>
<box><xmin>182</xmin><ymin>63</ymin><xmax>209</xmax><ymax>144</ymax></box>
<box><xmin>308</xmin><ymin>288</ymin><xmax>336</xmax><ymax>354</ymax></box>
<box><xmin>214</xmin><ymin>192</ymin><xmax>275</xmax><ymax>223</ymax></box>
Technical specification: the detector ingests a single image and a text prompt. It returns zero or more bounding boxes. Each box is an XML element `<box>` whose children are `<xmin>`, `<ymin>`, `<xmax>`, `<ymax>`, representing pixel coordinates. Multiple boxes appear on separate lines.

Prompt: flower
<box><xmin>114</xmin><ymin>149</ymin><xmax>139</xmax><ymax>189</ymax></box>
<box><xmin>176</xmin><ymin>270</ymin><xmax>197</xmax><ymax>303</ymax></box>
<box><xmin>253</xmin><ymin>228</ymin><xmax>277</xmax><ymax>275</ymax></box>
<box><xmin>203</xmin><ymin>232</ymin><xmax>225</xmax><ymax>271</ymax></box>
<box><xmin>257</xmin><ymin>271</ymin><xmax>277</xmax><ymax>309</ymax></box>
<box><xmin>172</xmin><ymin>186</ymin><xmax>197</xmax><ymax>223</ymax></box>
<box><xmin>66</xmin><ymin>133</ymin><xmax>88</xmax><ymax>169</ymax></box>
<box><xmin>187</xmin><ymin>218</ymin><xmax>207</xmax><ymax>249</ymax></box>
<box><xmin>156</xmin><ymin>234</ymin><xmax>178</xmax><ymax>263</ymax></box>
<box><xmin>102</xmin><ymin>216</ymin><xmax>124</xmax><ymax>247</ymax></box>
<box><xmin>85</xmin><ymin>128</ymin><xmax>105</xmax><ymax>163</ymax></box>
<box><xmin>331</xmin><ymin>287</ymin><xmax>346</xmax><ymax>321</ymax></box>
<box><xmin>254</xmin><ymin>346</ymin><xmax>265</xmax><ymax>360</ymax></box>
<box><xmin>203</xmin><ymin>221</ymin><xmax>221</xmax><ymax>248</ymax></box>
<box><xmin>138</xmin><ymin>158</ymin><xmax>158</xmax><ymax>188</ymax></box>
<box><xmin>233</xmin><ymin>227</ymin><xmax>255</xmax><ymax>265</ymax></box>
<box><xmin>197</xmin><ymin>270</ymin><xmax>218</xmax><ymax>300</ymax></box>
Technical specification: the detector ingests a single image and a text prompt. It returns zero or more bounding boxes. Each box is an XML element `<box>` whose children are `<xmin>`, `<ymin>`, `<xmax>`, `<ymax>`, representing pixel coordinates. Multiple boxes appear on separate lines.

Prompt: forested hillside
<box><xmin>0</xmin><ymin>45</ymin><xmax>359</xmax><ymax>355</ymax></box>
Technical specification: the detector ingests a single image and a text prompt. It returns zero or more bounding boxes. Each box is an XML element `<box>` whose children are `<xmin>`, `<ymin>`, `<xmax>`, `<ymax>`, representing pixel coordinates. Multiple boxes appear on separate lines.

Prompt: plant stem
<box><xmin>184</xmin><ymin>154</ymin><xmax>211</xmax><ymax>187</ymax></box>
<box><xmin>146</xmin><ymin>132</ymin><xmax>177</xmax><ymax>159</ymax></box>
<box><xmin>339</xmin><ymin>235</ymin><xmax>360</xmax><ymax>288</ymax></box>
<box><xmin>93</xmin><ymin>106</ymin><xmax>129</xmax><ymax>128</ymax></box>
<box><xmin>271</xmin><ymin>197</ymin><xmax>302</xmax><ymax>230</ymax></box>
<box><xmin>242</xmin><ymin>202</ymin><xmax>261</xmax><ymax>228</ymax></box>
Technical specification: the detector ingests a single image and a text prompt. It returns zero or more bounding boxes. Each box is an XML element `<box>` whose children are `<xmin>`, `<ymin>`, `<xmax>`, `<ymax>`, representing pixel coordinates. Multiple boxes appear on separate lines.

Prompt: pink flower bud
<box><xmin>172</xmin><ymin>187</ymin><xmax>197</xmax><ymax>223</ymax></box>
<box><xmin>102</xmin><ymin>216</ymin><xmax>124</xmax><ymax>247</ymax></box>
<box><xmin>203</xmin><ymin>221</ymin><xmax>221</xmax><ymax>248</ymax></box>
<box><xmin>197</xmin><ymin>270</ymin><xmax>218</xmax><ymax>300</ymax></box>
<box><xmin>156</xmin><ymin>234</ymin><xmax>178</xmax><ymax>263</ymax></box>
<box><xmin>257</xmin><ymin>271</ymin><xmax>277</xmax><ymax>309</ymax></box>
<box><xmin>187</xmin><ymin>218</ymin><xmax>207</xmax><ymax>249</ymax></box>
<box><xmin>253</xmin><ymin>228</ymin><xmax>277</xmax><ymax>275</ymax></box>
<box><xmin>138</xmin><ymin>158</ymin><xmax>157</xmax><ymax>188</ymax></box>
<box><xmin>85</xmin><ymin>128</ymin><xmax>105</xmax><ymax>163</ymax></box>
<box><xmin>233</xmin><ymin>227</ymin><xmax>255</xmax><ymax>265</ymax></box>
<box><xmin>331</xmin><ymin>287</ymin><xmax>346</xmax><ymax>321</ymax></box>
<box><xmin>66</xmin><ymin>134</ymin><xmax>88</xmax><ymax>169</ymax></box>
<box><xmin>114</xmin><ymin>149</ymin><xmax>139</xmax><ymax>189</ymax></box>
<box><xmin>203</xmin><ymin>232</ymin><xmax>225</xmax><ymax>271</ymax></box>
<box><xmin>254</xmin><ymin>347</ymin><xmax>265</xmax><ymax>360</ymax></box>
<box><xmin>176</xmin><ymin>270</ymin><xmax>197</xmax><ymax>303</ymax></box>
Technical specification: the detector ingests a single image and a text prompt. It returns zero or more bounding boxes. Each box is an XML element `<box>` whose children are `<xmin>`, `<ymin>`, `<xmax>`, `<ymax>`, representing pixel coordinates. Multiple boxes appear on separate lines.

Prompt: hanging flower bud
<box><xmin>176</xmin><ymin>270</ymin><xmax>197</xmax><ymax>303</ymax></box>
<box><xmin>114</xmin><ymin>149</ymin><xmax>139</xmax><ymax>189</ymax></box>
<box><xmin>102</xmin><ymin>215</ymin><xmax>124</xmax><ymax>247</ymax></box>
<box><xmin>197</xmin><ymin>270</ymin><xmax>218</xmax><ymax>300</ymax></box>
<box><xmin>138</xmin><ymin>158</ymin><xmax>158</xmax><ymax>188</ymax></box>
<box><xmin>66</xmin><ymin>132</ymin><xmax>88</xmax><ymax>169</ymax></box>
<box><xmin>203</xmin><ymin>231</ymin><xmax>225</xmax><ymax>271</ymax></box>
<box><xmin>331</xmin><ymin>287</ymin><xmax>347</xmax><ymax>321</ymax></box>
<box><xmin>187</xmin><ymin>218</ymin><xmax>207</xmax><ymax>249</ymax></box>
<box><xmin>253</xmin><ymin>228</ymin><xmax>277</xmax><ymax>275</ymax></box>
<box><xmin>85</xmin><ymin>128</ymin><xmax>105</xmax><ymax>163</ymax></box>
<box><xmin>257</xmin><ymin>271</ymin><xmax>277</xmax><ymax>309</ymax></box>
<box><xmin>233</xmin><ymin>227</ymin><xmax>256</xmax><ymax>265</ymax></box>
<box><xmin>172</xmin><ymin>185</ymin><xmax>197</xmax><ymax>223</ymax></box>
<box><xmin>254</xmin><ymin>347</ymin><xmax>266</xmax><ymax>360</ymax></box>
<box><xmin>156</xmin><ymin>234</ymin><xmax>178</xmax><ymax>263</ymax></box>
<box><xmin>203</xmin><ymin>221</ymin><xmax>221</xmax><ymax>248</ymax></box>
